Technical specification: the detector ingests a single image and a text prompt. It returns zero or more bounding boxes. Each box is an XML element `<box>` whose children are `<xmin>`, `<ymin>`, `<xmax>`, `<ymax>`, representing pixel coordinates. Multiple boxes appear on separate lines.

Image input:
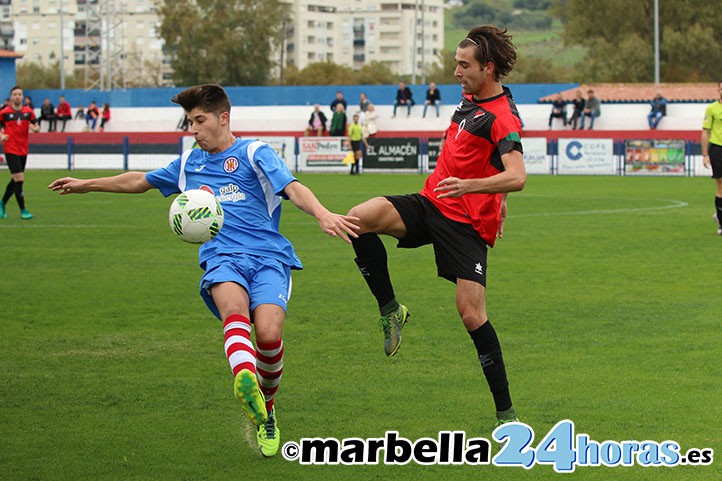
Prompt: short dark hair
<box><xmin>10</xmin><ymin>86</ymin><xmax>21</xmax><ymax>94</ymax></box>
<box><xmin>172</xmin><ymin>84</ymin><xmax>231</xmax><ymax>116</ymax></box>
<box><xmin>458</xmin><ymin>25</ymin><xmax>517</xmax><ymax>80</ymax></box>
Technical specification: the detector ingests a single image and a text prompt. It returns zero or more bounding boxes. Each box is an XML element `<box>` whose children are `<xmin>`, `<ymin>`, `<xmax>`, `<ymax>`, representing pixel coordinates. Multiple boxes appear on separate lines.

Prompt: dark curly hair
<box><xmin>172</xmin><ymin>84</ymin><xmax>231</xmax><ymax>116</ymax></box>
<box><xmin>458</xmin><ymin>25</ymin><xmax>517</xmax><ymax>81</ymax></box>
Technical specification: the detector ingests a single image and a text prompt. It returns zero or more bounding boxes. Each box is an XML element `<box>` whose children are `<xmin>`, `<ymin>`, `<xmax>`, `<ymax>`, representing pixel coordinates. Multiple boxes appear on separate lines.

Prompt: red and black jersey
<box><xmin>420</xmin><ymin>86</ymin><xmax>523</xmax><ymax>247</ymax></box>
<box><xmin>0</xmin><ymin>105</ymin><xmax>37</xmax><ymax>156</ymax></box>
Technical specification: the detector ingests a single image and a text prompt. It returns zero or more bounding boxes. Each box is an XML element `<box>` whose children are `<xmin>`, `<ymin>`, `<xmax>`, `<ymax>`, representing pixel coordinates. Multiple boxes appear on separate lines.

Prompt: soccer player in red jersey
<box><xmin>347</xmin><ymin>25</ymin><xmax>526</xmax><ymax>427</ymax></box>
<box><xmin>0</xmin><ymin>86</ymin><xmax>40</xmax><ymax>220</ymax></box>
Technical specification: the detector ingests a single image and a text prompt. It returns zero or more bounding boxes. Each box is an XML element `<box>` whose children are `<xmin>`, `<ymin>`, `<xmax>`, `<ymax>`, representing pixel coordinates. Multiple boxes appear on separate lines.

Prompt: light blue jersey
<box><xmin>146</xmin><ymin>138</ymin><xmax>303</xmax><ymax>271</ymax></box>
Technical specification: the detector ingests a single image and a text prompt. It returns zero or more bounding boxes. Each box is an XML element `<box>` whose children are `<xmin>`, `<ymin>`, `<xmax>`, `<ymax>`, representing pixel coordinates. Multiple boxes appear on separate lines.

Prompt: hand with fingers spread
<box><xmin>317</xmin><ymin>211</ymin><xmax>361</xmax><ymax>244</ymax></box>
<box><xmin>434</xmin><ymin>176</ymin><xmax>470</xmax><ymax>198</ymax></box>
<box><xmin>48</xmin><ymin>177</ymin><xmax>89</xmax><ymax>195</ymax></box>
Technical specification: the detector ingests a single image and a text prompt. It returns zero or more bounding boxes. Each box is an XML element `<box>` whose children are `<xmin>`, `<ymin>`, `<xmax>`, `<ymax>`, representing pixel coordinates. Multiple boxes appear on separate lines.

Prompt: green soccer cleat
<box><xmin>257</xmin><ymin>408</ymin><xmax>280</xmax><ymax>458</ymax></box>
<box><xmin>495</xmin><ymin>407</ymin><xmax>519</xmax><ymax>427</ymax></box>
<box><xmin>234</xmin><ymin>369</ymin><xmax>268</xmax><ymax>427</ymax></box>
<box><xmin>379</xmin><ymin>304</ymin><xmax>410</xmax><ymax>357</ymax></box>
<box><xmin>0</xmin><ymin>201</ymin><xmax>6</xmax><ymax>219</ymax></box>
<box><xmin>20</xmin><ymin>209</ymin><xmax>33</xmax><ymax>220</ymax></box>
<box><xmin>494</xmin><ymin>417</ymin><xmax>520</xmax><ymax>428</ymax></box>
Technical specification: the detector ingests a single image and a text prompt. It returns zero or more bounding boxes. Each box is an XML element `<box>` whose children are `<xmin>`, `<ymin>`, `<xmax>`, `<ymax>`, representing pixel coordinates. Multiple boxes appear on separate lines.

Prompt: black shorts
<box><xmin>386</xmin><ymin>193</ymin><xmax>488</xmax><ymax>286</ymax></box>
<box><xmin>4</xmin><ymin>153</ymin><xmax>28</xmax><ymax>174</ymax></box>
<box><xmin>709</xmin><ymin>143</ymin><xmax>722</xmax><ymax>179</ymax></box>
<box><xmin>351</xmin><ymin>140</ymin><xmax>362</xmax><ymax>152</ymax></box>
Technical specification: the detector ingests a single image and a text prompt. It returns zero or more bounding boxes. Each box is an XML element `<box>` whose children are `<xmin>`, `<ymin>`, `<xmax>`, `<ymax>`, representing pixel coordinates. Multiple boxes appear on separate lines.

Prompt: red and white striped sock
<box><xmin>223</xmin><ymin>314</ymin><xmax>255</xmax><ymax>377</ymax></box>
<box><xmin>256</xmin><ymin>339</ymin><xmax>284</xmax><ymax>413</ymax></box>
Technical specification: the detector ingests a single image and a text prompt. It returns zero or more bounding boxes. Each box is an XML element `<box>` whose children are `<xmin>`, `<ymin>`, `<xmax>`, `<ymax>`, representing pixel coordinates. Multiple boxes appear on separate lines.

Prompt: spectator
<box><xmin>329</xmin><ymin>103</ymin><xmax>347</xmax><ymax>137</ymax></box>
<box><xmin>568</xmin><ymin>90</ymin><xmax>585</xmax><ymax>129</ymax></box>
<box><xmin>348</xmin><ymin>114</ymin><xmax>363</xmax><ymax>175</ymax></box>
<box><xmin>358</xmin><ymin>92</ymin><xmax>370</xmax><ymax>114</ymax></box>
<box><xmin>74</xmin><ymin>104</ymin><xmax>85</xmax><ymax>121</ymax></box>
<box><xmin>647</xmin><ymin>91</ymin><xmax>668</xmax><ymax>130</ymax></box>
<box><xmin>580</xmin><ymin>90</ymin><xmax>601</xmax><ymax>130</ymax></box>
<box><xmin>56</xmin><ymin>96</ymin><xmax>72</xmax><ymax>132</ymax></box>
<box><xmin>304</xmin><ymin>104</ymin><xmax>327</xmax><ymax>136</ymax></box>
<box><xmin>393</xmin><ymin>82</ymin><xmax>414</xmax><ymax>118</ymax></box>
<box><xmin>24</xmin><ymin>96</ymin><xmax>34</xmax><ymax>111</ymax></box>
<box><xmin>548</xmin><ymin>93</ymin><xmax>567</xmax><ymax>129</ymax></box>
<box><xmin>422</xmin><ymin>82</ymin><xmax>442</xmax><ymax>118</ymax></box>
<box><xmin>39</xmin><ymin>98</ymin><xmax>57</xmax><ymax>132</ymax></box>
<box><xmin>85</xmin><ymin>100</ymin><xmax>100</xmax><ymax>131</ymax></box>
<box><xmin>99</xmin><ymin>103</ymin><xmax>111</xmax><ymax>132</ymax></box>
<box><xmin>330</xmin><ymin>91</ymin><xmax>347</xmax><ymax>115</ymax></box>
<box><xmin>362</xmin><ymin>103</ymin><xmax>378</xmax><ymax>149</ymax></box>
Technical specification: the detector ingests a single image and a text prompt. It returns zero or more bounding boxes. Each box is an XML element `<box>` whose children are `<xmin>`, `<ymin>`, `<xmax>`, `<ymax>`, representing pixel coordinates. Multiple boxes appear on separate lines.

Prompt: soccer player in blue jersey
<box><xmin>49</xmin><ymin>84</ymin><xmax>360</xmax><ymax>457</ymax></box>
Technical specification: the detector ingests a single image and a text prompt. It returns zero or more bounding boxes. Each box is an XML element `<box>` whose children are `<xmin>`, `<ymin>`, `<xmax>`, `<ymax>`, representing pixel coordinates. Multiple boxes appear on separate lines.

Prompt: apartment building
<box><xmin>284</xmin><ymin>0</ymin><xmax>444</xmax><ymax>76</ymax></box>
<box><xmin>7</xmin><ymin>0</ymin><xmax>444</xmax><ymax>87</ymax></box>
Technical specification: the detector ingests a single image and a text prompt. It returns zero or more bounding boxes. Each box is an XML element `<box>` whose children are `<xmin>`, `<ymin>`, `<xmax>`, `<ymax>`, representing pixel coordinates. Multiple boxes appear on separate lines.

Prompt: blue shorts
<box><xmin>199</xmin><ymin>253</ymin><xmax>292</xmax><ymax>320</ymax></box>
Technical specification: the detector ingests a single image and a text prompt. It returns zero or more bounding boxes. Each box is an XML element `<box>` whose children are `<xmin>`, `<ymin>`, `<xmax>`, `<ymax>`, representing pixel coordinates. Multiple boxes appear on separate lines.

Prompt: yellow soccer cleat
<box><xmin>257</xmin><ymin>408</ymin><xmax>280</xmax><ymax>458</ymax></box>
<box><xmin>234</xmin><ymin>369</ymin><xmax>268</xmax><ymax>427</ymax></box>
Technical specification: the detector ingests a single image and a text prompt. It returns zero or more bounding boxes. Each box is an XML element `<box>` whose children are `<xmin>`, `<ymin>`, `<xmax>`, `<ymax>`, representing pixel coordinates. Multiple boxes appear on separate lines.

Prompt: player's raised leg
<box><xmin>456</xmin><ymin>279</ymin><xmax>517</xmax><ymax>426</ymax></box>
<box><xmin>348</xmin><ymin>197</ymin><xmax>410</xmax><ymax>356</ymax></box>
<box><xmin>211</xmin><ymin>282</ymin><xmax>268</xmax><ymax>427</ymax></box>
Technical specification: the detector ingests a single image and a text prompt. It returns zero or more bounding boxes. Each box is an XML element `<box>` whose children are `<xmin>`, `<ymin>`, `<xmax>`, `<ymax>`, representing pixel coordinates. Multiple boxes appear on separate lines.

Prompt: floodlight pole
<box><xmin>654</xmin><ymin>0</ymin><xmax>660</xmax><ymax>84</ymax></box>
<box><xmin>60</xmin><ymin>0</ymin><xmax>65</xmax><ymax>89</ymax></box>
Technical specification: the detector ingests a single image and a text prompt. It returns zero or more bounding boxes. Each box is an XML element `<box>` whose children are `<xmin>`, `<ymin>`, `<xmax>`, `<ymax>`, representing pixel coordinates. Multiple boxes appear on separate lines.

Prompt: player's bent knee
<box><xmin>347</xmin><ymin>197</ymin><xmax>390</xmax><ymax>233</ymax></box>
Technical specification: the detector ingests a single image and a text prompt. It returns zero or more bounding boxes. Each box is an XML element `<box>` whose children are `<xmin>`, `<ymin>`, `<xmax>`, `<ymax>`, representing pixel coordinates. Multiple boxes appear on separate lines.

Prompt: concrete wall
<box><xmin>42</xmin><ymin>102</ymin><xmax>708</xmax><ymax>135</ymax></box>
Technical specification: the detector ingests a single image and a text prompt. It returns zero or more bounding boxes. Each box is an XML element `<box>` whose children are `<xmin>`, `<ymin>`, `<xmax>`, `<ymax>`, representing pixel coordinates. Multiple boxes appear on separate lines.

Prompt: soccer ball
<box><xmin>169</xmin><ymin>189</ymin><xmax>224</xmax><ymax>243</ymax></box>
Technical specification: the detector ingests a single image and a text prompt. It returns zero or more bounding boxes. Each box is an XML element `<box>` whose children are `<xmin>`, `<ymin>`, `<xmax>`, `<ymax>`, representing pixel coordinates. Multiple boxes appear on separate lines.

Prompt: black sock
<box><xmin>352</xmin><ymin>233</ymin><xmax>398</xmax><ymax>314</ymax></box>
<box><xmin>2</xmin><ymin>180</ymin><xmax>13</xmax><ymax>204</ymax></box>
<box><xmin>716</xmin><ymin>197</ymin><xmax>722</xmax><ymax>225</ymax></box>
<box><xmin>13</xmin><ymin>180</ymin><xmax>25</xmax><ymax>210</ymax></box>
<box><xmin>468</xmin><ymin>321</ymin><xmax>512</xmax><ymax>412</ymax></box>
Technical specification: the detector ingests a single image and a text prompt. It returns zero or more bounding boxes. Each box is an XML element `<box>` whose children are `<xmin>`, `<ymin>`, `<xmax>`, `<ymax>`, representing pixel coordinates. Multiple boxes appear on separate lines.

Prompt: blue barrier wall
<box><xmin>25</xmin><ymin>83</ymin><xmax>579</xmax><ymax>109</ymax></box>
<box><xmin>0</xmin><ymin>57</ymin><xmax>19</xmax><ymax>99</ymax></box>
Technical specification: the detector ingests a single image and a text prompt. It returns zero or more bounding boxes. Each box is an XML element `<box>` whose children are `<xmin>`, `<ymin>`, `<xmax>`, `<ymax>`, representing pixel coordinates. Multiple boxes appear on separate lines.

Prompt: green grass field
<box><xmin>1</xmin><ymin>171</ymin><xmax>720</xmax><ymax>480</ymax></box>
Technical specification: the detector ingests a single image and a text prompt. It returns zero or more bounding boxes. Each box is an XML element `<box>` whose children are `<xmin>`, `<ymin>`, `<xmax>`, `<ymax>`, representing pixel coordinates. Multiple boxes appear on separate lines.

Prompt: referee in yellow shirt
<box><xmin>348</xmin><ymin>114</ymin><xmax>364</xmax><ymax>175</ymax></box>
<box><xmin>702</xmin><ymin>80</ymin><xmax>722</xmax><ymax>235</ymax></box>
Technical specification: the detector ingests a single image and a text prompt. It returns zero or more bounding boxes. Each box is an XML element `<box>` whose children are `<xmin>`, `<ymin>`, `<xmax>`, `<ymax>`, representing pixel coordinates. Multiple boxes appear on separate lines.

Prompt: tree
<box><xmin>156</xmin><ymin>0</ymin><xmax>289</xmax><ymax>86</ymax></box>
<box><xmin>16</xmin><ymin>61</ymin><xmax>84</xmax><ymax>90</ymax></box>
<box><xmin>424</xmin><ymin>50</ymin><xmax>458</xmax><ymax>85</ymax></box>
<box><xmin>282</xmin><ymin>61</ymin><xmax>399</xmax><ymax>86</ymax></box>
<box><xmin>283</xmin><ymin>62</ymin><xmax>354</xmax><ymax>86</ymax></box>
<box><xmin>551</xmin><ymin>0</ymin><xmax>722</xmax><ymax>82</ymax></box>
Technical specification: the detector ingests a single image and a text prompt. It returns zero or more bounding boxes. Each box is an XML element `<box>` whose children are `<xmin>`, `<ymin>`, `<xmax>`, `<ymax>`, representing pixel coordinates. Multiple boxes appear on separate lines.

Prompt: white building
<box><xmin>6</xmin><ymin>0</ymin><xmax>444</xmax><ymax>87</ymax></box>
<box><xmin>283</xmin><ymin>0</ymin><xmax>444</xmax><ymax>75</ymax></box>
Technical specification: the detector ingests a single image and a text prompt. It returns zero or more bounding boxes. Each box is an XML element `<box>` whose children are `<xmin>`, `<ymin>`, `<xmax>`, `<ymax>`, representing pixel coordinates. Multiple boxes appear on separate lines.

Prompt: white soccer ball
<box><xmin>169</xmin><ymin>189</ymin><xmax>224</xmax><ymax>243</ymax></box>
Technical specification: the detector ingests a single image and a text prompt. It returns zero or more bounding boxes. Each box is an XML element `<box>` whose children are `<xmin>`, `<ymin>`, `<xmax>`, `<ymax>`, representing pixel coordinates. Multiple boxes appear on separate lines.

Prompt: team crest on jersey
<box><xmin>223</xmin><ymin>157</ymin><xmax>239</xmax><ymax>173</ymax></box>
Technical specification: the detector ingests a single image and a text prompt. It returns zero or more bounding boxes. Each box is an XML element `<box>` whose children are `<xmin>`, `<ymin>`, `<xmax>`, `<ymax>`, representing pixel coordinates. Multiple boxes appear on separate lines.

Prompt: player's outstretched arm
<box><xmin>48</xmin><ymin>171</ymin><xmax>154</xmax><ymax>195</ymax></box>
<box><xmin>434</xmin><ymin>150</ymin><xmax>526</xmax><ymax>198</ymax></box>
<box><xmin>284</xmin><ymin>180</ymin><xmax>360</xmax><ymax>243</ymax></box>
